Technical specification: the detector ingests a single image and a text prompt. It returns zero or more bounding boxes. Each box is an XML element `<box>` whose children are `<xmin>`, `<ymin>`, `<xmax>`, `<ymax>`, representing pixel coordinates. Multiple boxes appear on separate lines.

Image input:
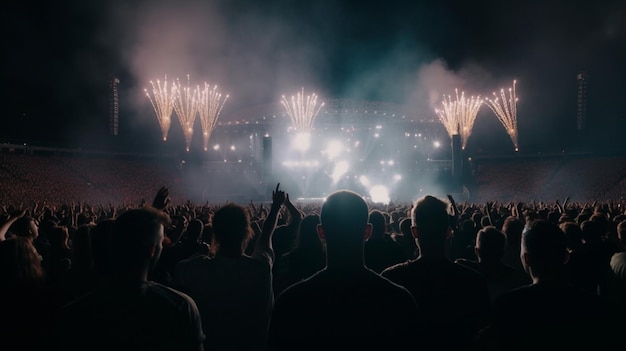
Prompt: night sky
<box><xmin>2</xmin><ymin>0</ymin><xmax>625</xmax><ymax>152</ymax></box>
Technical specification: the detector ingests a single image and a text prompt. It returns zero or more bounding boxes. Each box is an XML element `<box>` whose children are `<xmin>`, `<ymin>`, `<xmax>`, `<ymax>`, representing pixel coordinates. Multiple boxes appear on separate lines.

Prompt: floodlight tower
<box><xmin>109</xmin><ymin>76</ymin><xmax>120</xmax><ymax>136</ymax></box>
<box><xmin>576</xmin><ymin>71</ymin><xmax>588</xmax><ymax>131</ymax></box>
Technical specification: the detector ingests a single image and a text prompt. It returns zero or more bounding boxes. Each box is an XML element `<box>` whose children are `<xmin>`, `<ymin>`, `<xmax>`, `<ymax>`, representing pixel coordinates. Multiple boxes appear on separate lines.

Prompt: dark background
<box><xmin>2</xmin><ymin>0</ymin><xmax>625</xmax><ymax>154</ymax></box>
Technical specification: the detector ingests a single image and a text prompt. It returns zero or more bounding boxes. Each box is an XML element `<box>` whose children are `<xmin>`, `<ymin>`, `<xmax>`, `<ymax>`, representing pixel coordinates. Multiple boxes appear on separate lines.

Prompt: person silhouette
<box><xmin>267</xmin><ymin>189</ymin><xmax>419</xmax><ymax>350</ymax></box>
<box><xmin>382</xmin><ymin>195</ymin><xmax>491</xmax><ymax>351</ymax></box>
<box><xmin>58</xmin><ymin>206</ymin><xmax>205</xmax><ymax>351</ymax></box>
<box><xmin>482</xmin><ymin>219</ymin><xmax>619</xmax><ymax>350</ymax></box>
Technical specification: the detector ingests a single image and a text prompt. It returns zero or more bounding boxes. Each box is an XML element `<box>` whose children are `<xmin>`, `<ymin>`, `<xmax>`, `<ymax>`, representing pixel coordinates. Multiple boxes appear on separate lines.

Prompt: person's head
<box><xmin>617</xmin><ymin>220</ymin><xmax>626</xmax><ymax>244</ymax></box>
<box><xmin>471</xmin><ymin>212</ymin><xmax>483</xmax><ymax>227</ymax></box>
<box><xmin>502</xmin><ymin>216</ymin><xmax>523</xmax><ymax>241</ymax></box>
<box><xmin>0</xmin><ymin>237</ymin><xmax>45</xmax><ymax>285</ymax></box>
<box><xmin>318</xmin><ymin>190</ymin><xmax>371</xmax><ymax>254</ymax></box>
<box><xmin>185</xmin><ymin>218</ymin><xmax>204</xmax><ymax>243</ymax></box>
<box><xmin>111</xmin><ymin>206</ymin><xmax>170</xmax><ymax>274</ymax></box>
<box><xmin>48</xmin><ymin>226</ymin><xmax>70</xmax><ymax>250</ymax></box>
<box><xmin>211</xmin><ymin>203</ymin><xmax>253</xmax><ymax>257</ymax></box>
<box><xmin>399</xmin><ymin>217</ymin><xmax>412</xmax><ymax>237</ymax></box>
<box><xmin>411</xmin><ymin>195</ymin><xmax>451</xmax><ymax>256</ymax></box>
<box><xmin>368</xmin><ymin>210</ymin><xmax>387</xmax><ymax>239</ymax></box>
<box><xmin>297</xmin><ymin>214</ymin><xmax>323</xmax><ymax>252</ymax></box>
<box><xmin>390</xmin><ymin>211</ymin><xmax>402</xmax><ymax>232</ymax></box>
<box><xmin>580</xmin><ymin>219</ymin><xmax>602</xmax><ymax>244</ymax></box>
<box><xmin>8</xmin><ymin>216</ymin><xmax>39</xmax><ymax>241</ymax></box>
<box><xmin>560</xmin><ymin>221</ymin><xmax>583</xmax><ymax>250</ymax></box>
<box><xmin>589</xmin><ymin>213</ymin><xmax>609</xmax><ymax>238</ymax></box>
<box><xmin>480</xmin><ymin>216</ymin><xmax>491</xmax><ymax>228</ymax></box>
<box><xmin>475</xmin><ymin>226</ymin><xmax>507</xmax><ymax>262</ymax></box>
<box><xmin>521</xmin><ymin>219</ymin><xmax>568</xmax><ymax>281</ymax></box>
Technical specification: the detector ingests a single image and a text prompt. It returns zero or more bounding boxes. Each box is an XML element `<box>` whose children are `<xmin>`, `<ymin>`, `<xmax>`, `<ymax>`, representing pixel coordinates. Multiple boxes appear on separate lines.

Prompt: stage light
<box><xmin>292</xmin><ymin>132</ymin><xmax>311</xmax><ymax>152</ymax></box>
<box><xmin>324</xmin><ymin>140</ymin><xmax>343</xmax><ymax>160</ymax></box>
<box><xmin>369</xmin><ymin>185</ymin><xmax>390</xmax><ymax>204</ymax></box>
<box><xmin>434</xmin><ymin>141</ymin><xmax>441</xmax><ymax>148</ymax></box>
<box><xmin>359</xmin><ymin>175</ymin><xmax>370</xmax><ymax>187</ymax></box>
<box><xmin>331</xmin><ymin>161</ymin><xmax>350</xmax><ymax>184</ymax></box>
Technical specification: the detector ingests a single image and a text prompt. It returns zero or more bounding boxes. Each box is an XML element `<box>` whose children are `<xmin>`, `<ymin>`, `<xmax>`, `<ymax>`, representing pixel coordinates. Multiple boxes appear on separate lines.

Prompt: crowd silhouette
<box><xmin>1</xmin><ymin>152</ymin><xmax>626</xmax><ymax>350</ymax></box>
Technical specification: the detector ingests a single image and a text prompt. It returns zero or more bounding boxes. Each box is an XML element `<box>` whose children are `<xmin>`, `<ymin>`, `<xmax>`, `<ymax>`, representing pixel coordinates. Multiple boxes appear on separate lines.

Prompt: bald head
<box><xmin>319</xmin><ymin>190</ymin><xmax>369</xmax><ymax>245</ymax></box>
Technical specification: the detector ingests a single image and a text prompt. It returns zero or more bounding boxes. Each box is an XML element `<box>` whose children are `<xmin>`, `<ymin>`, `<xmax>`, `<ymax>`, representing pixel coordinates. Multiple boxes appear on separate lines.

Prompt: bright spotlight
<box><xmin>325</xmin><ymin>140</ymin><xmax>343</xmax><ymax>160</ymax></box>
<box><xmin>433</xmin><ymin>141</ymin><xmax>441</xmax><ymax>148</ymax></box>
<box><xmin>369</xmin><ymin>185</ymin><xmax>390</xmax><ymax>204</ymax></box>
<box><xmin>230</xmin><ymin>145</ymin><xmax>236</xmax><ymax>151</ymax></box>
<box><xmin>331</xmin><ymin>161</ymin><xmax>350</xmax><ymax>184</ymax></box>
<box><xmin>359</xmin><ymin>175</ymin><xmax>370</xmax><ymax>187</ymax></box>
<box><xmin>292</xmin><ymin>132</ymin><xmax>311</xmax><ymax>152</ymax></box>
<box><xmin>213</xmin><ymin>144</ymin><xmax>220</xmax><ymax>150</ymax></box>
<box><xmin>393</xmin><ymin>174</ymin><xmax>402</xmax><ymax>182</ymax></box>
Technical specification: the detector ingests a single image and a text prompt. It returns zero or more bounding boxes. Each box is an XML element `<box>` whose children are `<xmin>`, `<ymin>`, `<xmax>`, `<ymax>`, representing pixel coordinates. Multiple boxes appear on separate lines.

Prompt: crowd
<box><xmin>2</xmin><ymin>151</ymin><xmax>626</xmax><ymax>350</ymax></box>
<box><xmin>471</xmin><ymin>155</ymin><xmax>626</xmax><ymax>202</ymax></box>
<box><xmin>1</xmin><ymin>176</ymin><xmax>625</xmax><ymax>350</ymax></box>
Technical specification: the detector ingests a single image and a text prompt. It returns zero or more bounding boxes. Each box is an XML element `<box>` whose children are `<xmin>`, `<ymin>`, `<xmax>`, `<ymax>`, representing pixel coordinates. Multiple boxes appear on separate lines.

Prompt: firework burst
<box><xmin>145</xmin><ymin>75</ymin><xmax>176</xmax><ymax>141</ymax></box>
<box><xmin>197</xmin><ymin>83</ymin><xmax>229</xmax><ymax>151</ymax></box>
<box><xmin>173</xmin><ymin>75</ymin><xmax>199</xmax><ymax>151</ymax></box>
<box><xmin>435</xmin><ymin>89</ymin><xmax>483</xmax><ymax>149</ymax></box>
<box><xmin>457</xmin><ymin>91</ymin><xmax>483</xmax><ymax>150</ymax></box>
<box><xmin>435</xmin><ymin>93</ymin><xmax>460</xmax><ymax>138</ymax></box>
<box><xmin>280</xmin><ymin>88</ymin><xmax>325</xmax><ymax>132</ymax></box>
<box><xmin>485</xmin><ymin>80</ymin><xmax>519</xmax><ymax>151</ymax></box>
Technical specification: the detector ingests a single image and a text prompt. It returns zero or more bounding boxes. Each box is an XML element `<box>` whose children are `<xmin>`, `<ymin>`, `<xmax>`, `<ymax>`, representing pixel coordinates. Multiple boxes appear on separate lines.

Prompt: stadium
<box><xmin>3</xmin><ymin>91</ymin><xmax>626</xmax><ymax>207</ymax></box>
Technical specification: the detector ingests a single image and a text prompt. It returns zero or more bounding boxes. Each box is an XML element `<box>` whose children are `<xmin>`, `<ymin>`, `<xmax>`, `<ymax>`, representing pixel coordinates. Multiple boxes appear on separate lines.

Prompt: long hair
<box><xmin>0</xmin><ymin>237</ymin><xmax>45</xmax><ymax>285</ymax></box>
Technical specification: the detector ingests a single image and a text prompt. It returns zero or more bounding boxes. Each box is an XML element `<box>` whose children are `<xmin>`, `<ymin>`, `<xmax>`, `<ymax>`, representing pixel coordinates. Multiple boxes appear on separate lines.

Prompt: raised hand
<box><xmin>272</xmin><ymin>183</ymin><xmax>286</xmax><ymax>208</ymax></box>
<box><xmin>152</xmin><ymin>186</ymin><xmax>171</xmax><ymax>211</ymax></box>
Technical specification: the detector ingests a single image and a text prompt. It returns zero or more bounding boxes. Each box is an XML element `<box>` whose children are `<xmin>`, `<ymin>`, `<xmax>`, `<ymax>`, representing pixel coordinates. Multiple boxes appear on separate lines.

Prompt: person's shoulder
<box><xmin>451</xmin><ymin>259</ymin><xmax>488</xmax><ymax>281</ymax></box>
<box><xmin>280</xmin><ymin>269</ymin><xmax>324</xmax><ymax>292</ymax></box>
<box><xmin>377</xmin><ymin>272</ymin><xmax>416</xmax><ymax>298</ymax></box>
<box><xmin>455</xmin><ymin>258</ymin><xmax>480</xmax><ymax>272</ymax></box>
<box><xmin>381</xmin><ymin>259</ymin><xmax>414</xmax><ymax>277</ymax></box>
<box><xmin>146</xmin><ymin>281</ymin><xmax>201</xmax><ymax>311</ymax></box>
<box><xmin>177</xmin><ymin>254</ymin><xmax>212</xmax><ymax>268</ymax></box>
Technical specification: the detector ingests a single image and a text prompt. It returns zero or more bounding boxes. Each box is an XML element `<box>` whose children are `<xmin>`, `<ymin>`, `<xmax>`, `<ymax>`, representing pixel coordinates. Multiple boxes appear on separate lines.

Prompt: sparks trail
<box><xmin>280</xmin><ymin>88</ymin><xmax>325</xmax><ymax>132</ymax></box>
<box><xmin>173</xmin><ymin>74</ymin><xmax>199</xmax><ymax>152</ymax></box>
<box><xmin>145</xmin><ymin>75</ymin><xmax>176</xmax><ymax>141</ymax></box>
<box><xmin>485</xmin><ymin>80</ymin><xmax>519</xmax><ymax>152</ymax></box>
<box><xmin>435</xmin><ymin>89</ymin><xmax>483</xmax><ymax>149</ymax></box>
<box><xmin>198</xmin><ymin>83</ymin><xmax>229</xmax><ymax>151</ymax></box>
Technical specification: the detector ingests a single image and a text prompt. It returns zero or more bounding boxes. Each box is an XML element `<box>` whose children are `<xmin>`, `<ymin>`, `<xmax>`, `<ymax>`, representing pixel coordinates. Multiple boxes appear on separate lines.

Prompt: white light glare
<box><xmin>369</xmin><ymin>185</ymin><xmax>390</xmax><ymax>204</ymax></box>
<box><xmin>324</xmin><ymin>140</ymin><xmax>343</xmax><ymax>160</ymax></box>
<box><xmin>331</xmin><ymin>161</ymin><xmax>350</xmax><ymax>184</ymax></box>
<box><xmin>292</xmin><ymin>132</ymin><xmax>311</xmax><ymax>152</ymax></box>
<box><xmin>359</xmin><ymin>175</ymin><xmax>370</xmax><ymax>187</ymax></box>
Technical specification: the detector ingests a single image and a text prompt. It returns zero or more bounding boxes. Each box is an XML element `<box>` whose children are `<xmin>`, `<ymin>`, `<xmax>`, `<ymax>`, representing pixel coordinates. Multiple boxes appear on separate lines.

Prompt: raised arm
<box><xmin>283</xmin><ymin>193</ymin><xmax>304</xmax><ymax>231</ymax></box>
<box><xmin>0</xmin><ymin>209</ymin><xmax>26</xmax><ymax>241</ymax></box>
<box><xmin>447</xmin><ymin>194</ymin><xmax>461</xmax><ymax>230</ymax></box>
<box><xmin>254</xmin><ymin>183</ymin><xmax>286</xmax><ymax>255</ymax></box>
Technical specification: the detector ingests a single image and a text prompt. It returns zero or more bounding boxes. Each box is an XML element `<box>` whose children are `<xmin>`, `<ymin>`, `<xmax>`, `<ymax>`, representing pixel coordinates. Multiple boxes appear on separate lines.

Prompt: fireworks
<box><xmin>280</xmin><ymin>88</ymin><xmax>325</xmax><ymax>132</ymax></box>
<box><xmin>145</xmin><ymin>75</ymin><xmax>177</xmax><ymax>141</ymax></box>
<box><xmin>197</xmin><ymin>83</ymin><xmax>229</xmax><ymax>151</ymax></box>
<box><xmin>485</xmin><ymin>80</ymin><xmax>519</xmax><ymax>151</ymax></box>
<box><xmin>457</xmin><ymin>91</ymin><xmax>483</xmax><ymax>150</ymax></box>
<box><xmin>173</xmin><ymin>75</ymin><xmax>199</xmax><ymax>151</ymax></box>
<box><xmin>434</xmin><ymin>89</ymin><xmax>483</xmax><ymax>149</ymax></box>
<box><xmin>435</xmin><ymin>93</ymin><xmax>460</xmax><ymax>138</ymax></box>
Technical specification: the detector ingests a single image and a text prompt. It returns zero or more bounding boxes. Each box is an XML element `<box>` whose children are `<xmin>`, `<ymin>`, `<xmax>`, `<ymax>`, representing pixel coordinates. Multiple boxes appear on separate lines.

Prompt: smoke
<box><xmin>104</xmin><ymin>0</ymin><xmax>331</xmax><ymax>124</ymax></box>
<box><xmin>405</xmin><ymin>59</ymin><xmax>496</xmax><ymax>119</ymax></box>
